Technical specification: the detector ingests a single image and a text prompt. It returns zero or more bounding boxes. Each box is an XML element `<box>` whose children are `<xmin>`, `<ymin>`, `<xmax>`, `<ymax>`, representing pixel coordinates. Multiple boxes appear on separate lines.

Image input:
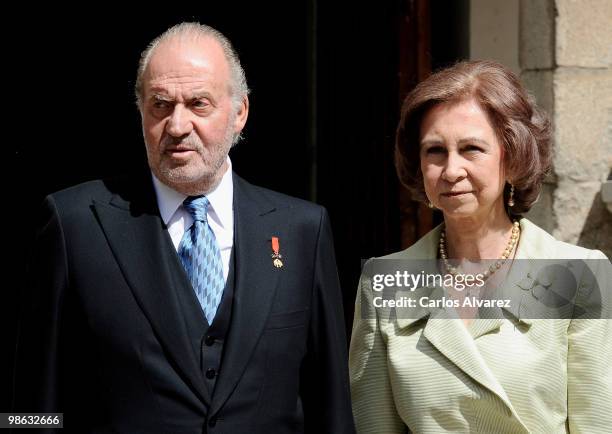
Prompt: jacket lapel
<box><xmin>92</xmin><ymin>176</ymin><xmax>210</xmax><ymax>408</ymax></box>
<box><xmin>397</xmin><ymin>291</ymin><xmax>526</xmax><ymax>425</ymax></box>
<box><xmin>393</xmin><ymin>222</ymin><xmax>534</xmax><ymax>430</ymax></box>
<box><xmin>210</xmin><ymin>175</ymin><xmax>284</xmax><ymax>416</ymax></box>
<box><xmin>422</xmin><ymin>311</ymin><xmax>528</xmax><ymax>424</ymax></box>
<box><xmin>502</xmin><ymin>218</ymin><xmax>555</xmax><ymax>323</ymax></box>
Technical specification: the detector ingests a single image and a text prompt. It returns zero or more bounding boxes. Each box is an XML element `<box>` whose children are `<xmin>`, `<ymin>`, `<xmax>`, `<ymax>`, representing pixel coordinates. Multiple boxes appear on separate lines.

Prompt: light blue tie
<box><xmin>178</xmin><ymin>196</ymin><xmax>224</xmax><ymax>324</ymax></box>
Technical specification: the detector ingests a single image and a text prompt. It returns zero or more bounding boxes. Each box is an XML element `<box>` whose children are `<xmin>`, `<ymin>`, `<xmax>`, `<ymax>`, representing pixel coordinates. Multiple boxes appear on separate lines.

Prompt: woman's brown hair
<box><xmin>395</xmin><ymin>60</ymin><xmax>552</xmax><ymax>215</ymax></box>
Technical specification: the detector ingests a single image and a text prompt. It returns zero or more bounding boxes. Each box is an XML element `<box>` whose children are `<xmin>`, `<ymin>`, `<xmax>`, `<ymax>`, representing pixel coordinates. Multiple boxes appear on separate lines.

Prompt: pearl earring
<box><xmin>508</xmin><ymin>184</ymin><xmax>515</xmax><ymax>207</ymax></box>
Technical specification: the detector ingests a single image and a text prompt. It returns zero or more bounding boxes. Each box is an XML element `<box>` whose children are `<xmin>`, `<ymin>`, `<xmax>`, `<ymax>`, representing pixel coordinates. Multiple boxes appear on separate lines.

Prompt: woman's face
<box><xmin>419</xmin><ymin>98</ymin><xmax>507</xmax><ymax>221</ymax></box>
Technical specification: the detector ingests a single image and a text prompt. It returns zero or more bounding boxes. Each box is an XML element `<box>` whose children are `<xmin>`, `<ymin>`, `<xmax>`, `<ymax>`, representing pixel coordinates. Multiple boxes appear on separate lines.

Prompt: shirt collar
<box><xmin>151</xmin><ymin>157</ymin><xmax>234</xmax><ymax>228</ymax></box>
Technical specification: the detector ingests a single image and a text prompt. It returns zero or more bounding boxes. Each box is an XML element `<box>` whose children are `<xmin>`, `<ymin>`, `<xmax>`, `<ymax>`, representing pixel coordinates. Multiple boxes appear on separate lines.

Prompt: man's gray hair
<box><xmin>135</xmin><ymin>22</ymin><xmax>249</xmax><ymax>110</ymax></box>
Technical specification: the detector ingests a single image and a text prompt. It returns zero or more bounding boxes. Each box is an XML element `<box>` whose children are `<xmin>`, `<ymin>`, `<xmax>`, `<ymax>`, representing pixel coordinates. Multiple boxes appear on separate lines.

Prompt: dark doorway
<box><xmin>5</xmin><ymin>1</ymin><xmax>454</xmax><ymax>411</ymax></box>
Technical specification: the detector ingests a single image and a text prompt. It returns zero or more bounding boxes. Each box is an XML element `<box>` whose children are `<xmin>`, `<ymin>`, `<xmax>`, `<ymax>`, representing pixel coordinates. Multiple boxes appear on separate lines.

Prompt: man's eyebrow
<box><xmin>149</xmin><ymin>91</ymin><xmax>215</xmax><ymax>103</ymax></box>
<box><xmin>190</xmin><ymin>91</ymin><xmax>213</xmax><ymax>100</ymax></box>
<box><xmin>151</xmin><ymin>93</ymin><xmax>173</xmax><ymax>102</ymax></box>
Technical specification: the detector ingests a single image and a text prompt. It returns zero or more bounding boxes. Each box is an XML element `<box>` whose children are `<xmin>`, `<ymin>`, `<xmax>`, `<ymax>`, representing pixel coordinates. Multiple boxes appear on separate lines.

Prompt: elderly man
<box><xmin>14</xmin><ymin>23</ymin><xmax>355</xmax><ymax>434</ymax></box>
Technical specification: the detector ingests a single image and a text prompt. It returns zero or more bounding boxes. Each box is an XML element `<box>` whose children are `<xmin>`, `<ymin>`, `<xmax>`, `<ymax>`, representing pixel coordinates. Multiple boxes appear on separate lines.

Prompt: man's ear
<box><xmin>233</xmin><ymin>95</ymin><xmax>249</xmax><ymax>133</ymax></box>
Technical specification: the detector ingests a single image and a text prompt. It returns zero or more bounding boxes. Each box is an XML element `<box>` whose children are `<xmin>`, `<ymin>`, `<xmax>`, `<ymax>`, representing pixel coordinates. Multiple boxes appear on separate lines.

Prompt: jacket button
<box><xmin>208</xmin><ymin>416</ymin><xmax>217</xmax><ymax>427</ymax></box>
<box><xmin>206</xmin><ymin>368</ymin><xmax>216</xmax><ymax>379</ymax></box>
<box><xmin>204</xmin><ymin>335</ymin><xmax>215</xmax><ymax>346</ymax></box>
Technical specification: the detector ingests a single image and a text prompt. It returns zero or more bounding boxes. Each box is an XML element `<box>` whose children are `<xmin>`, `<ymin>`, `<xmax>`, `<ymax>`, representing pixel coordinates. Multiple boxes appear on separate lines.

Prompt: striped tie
<box><xmin>178</xmin><ymin>196</ymin><xmax>224</xmax><ymax>324</ymax></box>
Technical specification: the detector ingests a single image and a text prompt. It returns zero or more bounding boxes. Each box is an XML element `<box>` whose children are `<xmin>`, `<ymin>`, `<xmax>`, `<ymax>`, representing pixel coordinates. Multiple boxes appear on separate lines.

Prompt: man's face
<box><xmin>140</xmin><ymin>36</ymin><xmax>248</xmax><ymax>194</ymax></box>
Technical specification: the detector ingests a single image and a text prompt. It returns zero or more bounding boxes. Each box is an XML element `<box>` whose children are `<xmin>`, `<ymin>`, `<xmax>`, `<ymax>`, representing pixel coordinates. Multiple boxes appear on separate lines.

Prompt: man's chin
<box><xmin>156</xmin><ymin>167</ymin><xmax>224</xmax><ymax>193</ymax></box>
<box><xmin>164</xmin><ymin>171</ymin><xmax>213</xmax><ymax>184</ymax></box>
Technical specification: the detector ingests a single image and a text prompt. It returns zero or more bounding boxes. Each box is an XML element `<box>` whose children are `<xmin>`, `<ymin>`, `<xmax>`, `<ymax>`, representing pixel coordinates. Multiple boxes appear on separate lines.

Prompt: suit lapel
<box><xmin>210</xmin><ymin>175</ymin><xmax>284</xmax><ymax>416</ymax></box>
<box><xmin>92</xmin><ymin>176</ymin><xmax>210</xmax><ymax>408</ymax></box>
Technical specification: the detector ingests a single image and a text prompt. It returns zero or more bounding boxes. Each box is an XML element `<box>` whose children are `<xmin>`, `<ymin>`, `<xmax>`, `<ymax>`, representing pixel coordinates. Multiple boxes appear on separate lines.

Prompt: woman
<box><xmin>349</xmin><ymin>60</ymin><xmax>611</xmax><ymax>433</ymax></box>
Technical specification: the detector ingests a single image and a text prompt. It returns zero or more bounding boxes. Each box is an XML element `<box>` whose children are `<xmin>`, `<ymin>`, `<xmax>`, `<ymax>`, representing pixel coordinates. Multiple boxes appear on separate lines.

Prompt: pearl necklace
<box><xmin>439</xmin><ymin>221</ymin><xmax>520</xmax><ymax>281</ymax></box>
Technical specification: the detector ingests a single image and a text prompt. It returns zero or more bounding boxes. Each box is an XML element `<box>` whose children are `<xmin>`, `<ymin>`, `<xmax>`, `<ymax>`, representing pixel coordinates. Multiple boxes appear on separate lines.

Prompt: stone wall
<box><xmin>470</xmin><ymin>0</ymin><xmax>520</xmax><ymax>74</ymax></box>
<box><xmin>519</xmin><ymin>0</ymin><xmax>612</xmax><ymax>256</ymax></box>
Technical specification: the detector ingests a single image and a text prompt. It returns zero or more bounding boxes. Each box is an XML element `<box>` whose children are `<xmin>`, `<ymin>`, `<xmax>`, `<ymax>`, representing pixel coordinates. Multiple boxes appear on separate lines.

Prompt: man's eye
<box><xmin>192</xmin><ymin>100</ymin><xmax>209</xmax><ymax>109</ymax></box>
<box><xmin>464</xmin><ymin>145</ymin><xmax>483</xmax><ymax>152</ymax></box>
<box><xmin>153</xmin><ymin>101</ymin><xmax>170</xmax><ymax>109</ymax></box>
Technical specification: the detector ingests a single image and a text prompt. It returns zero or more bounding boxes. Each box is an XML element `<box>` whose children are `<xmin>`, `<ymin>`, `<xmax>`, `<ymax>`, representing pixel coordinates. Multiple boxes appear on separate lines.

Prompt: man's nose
<box><xmin>166</xmin><ymin>105</ymin><xmax>194</xmax><ymax>137</ymax></box>
<box><xmin>442</xmin><ymin>152</ymin><xmax>467</xmax><ymax>182</ymax></box>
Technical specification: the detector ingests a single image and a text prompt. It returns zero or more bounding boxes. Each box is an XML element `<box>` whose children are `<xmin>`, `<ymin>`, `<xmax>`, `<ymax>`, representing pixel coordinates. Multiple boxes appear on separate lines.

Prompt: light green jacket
<box><xmin>349</xmin><ymin>218</ymin><xmax>611</xmax><ymax>433</ymax></box>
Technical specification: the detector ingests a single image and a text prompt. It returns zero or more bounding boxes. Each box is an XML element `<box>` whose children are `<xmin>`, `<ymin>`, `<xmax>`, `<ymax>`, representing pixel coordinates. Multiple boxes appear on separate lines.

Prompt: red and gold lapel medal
<box><xmin>271</xmin><ymin>236</ymin><xmax>283</xmax><ymax>268</ymax></box>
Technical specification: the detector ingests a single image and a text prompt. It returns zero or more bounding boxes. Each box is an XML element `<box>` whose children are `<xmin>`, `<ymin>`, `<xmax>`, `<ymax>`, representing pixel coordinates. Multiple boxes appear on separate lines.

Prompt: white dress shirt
<box><xmin>151</xmin><ymin>158</ymin><xmax>234</xmax><ymax>282</ymax></box>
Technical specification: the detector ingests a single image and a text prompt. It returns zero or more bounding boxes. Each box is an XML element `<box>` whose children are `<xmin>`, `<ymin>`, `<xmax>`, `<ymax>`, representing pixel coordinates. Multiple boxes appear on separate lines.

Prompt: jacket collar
<box><xmin>386</xmin><ymin>218</ymin><xmax>557</xmax><ymax>432</ymax></box>
<box><xmin>394</xmin><ymin>218</ymin><xmax>552</xmax><ymax>329</ymax></box>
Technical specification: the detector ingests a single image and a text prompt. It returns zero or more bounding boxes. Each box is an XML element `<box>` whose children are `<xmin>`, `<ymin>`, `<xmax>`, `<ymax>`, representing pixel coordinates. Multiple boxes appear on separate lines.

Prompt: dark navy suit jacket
<box><xmin>14</xmin><ymin>172</ymin><xmax>355</xmax><ymax>434</ymax></box>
